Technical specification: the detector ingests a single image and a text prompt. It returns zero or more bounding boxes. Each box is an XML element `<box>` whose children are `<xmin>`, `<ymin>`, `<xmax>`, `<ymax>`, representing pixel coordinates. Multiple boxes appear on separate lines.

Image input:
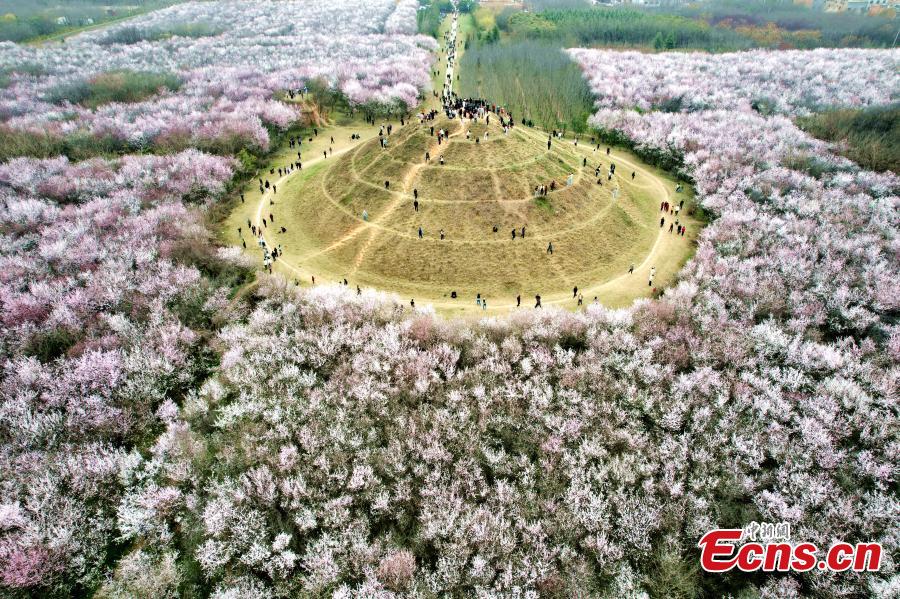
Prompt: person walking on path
<box><xmin>414</xmin><ymin>199</ymin><xmax>419</xmax><ymax>212</ymax></box>
<box><xmin>628</xmin><ymin>263</ymin><xmax>634</xmax><ymax>274</ymax></box>
<box><xmin>573</xmin><ymin>286</ymin><xmax>578</xmax><ymax>299</ymax></box>
<box><xmin>547</xmin><ymin>242</ymin><xmax>553</xmax><ymax>255</ymax></box>
<box><xmin>440</xmin><ymin>229</ymin><xmax>445</xmax><ymax>240</ymax></box>
<box><xmin>516</xmin><ymin>294</ymin><xmax>521</xmax><ymax>307</ymax></box>
<box><xmin>577</xmin><ymin>293</ymin><xmax>583</xmax><ymax>307</ymax></box>
<box><xmin>535</xmin><ymin>295</ymin><xmax>542</xmax><ymax>308</ymax></box>
<box><xmin>418</xmin><ymin>226</ymin><xmax>423</xmax><ymax>239</ymax></box>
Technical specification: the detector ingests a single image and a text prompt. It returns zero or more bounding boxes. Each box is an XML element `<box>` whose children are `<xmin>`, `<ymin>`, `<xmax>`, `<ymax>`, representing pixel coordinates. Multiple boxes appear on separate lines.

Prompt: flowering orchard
<box><xmin>0</xmin><ymin>149</ymin><xmax>252</xmax><ymax>593</ymax></box>
<box><xmin>113</xmin><ymin>272</ymin><xmax>897</xmax><ymax>597</ymax></box>
<box><xmin>0</xmin><ymin>0</ymin><xmax>434</xmax><ymax>154</ymax></box>
<box><xmin>567</xmin><ymin>48</ymin><xmax>899</xmax><ymax>115</ymax></box>
<box><xmin>0</xmin><ymin>0</ymin><xmax>435</xmax><ymax>592</ymax></box>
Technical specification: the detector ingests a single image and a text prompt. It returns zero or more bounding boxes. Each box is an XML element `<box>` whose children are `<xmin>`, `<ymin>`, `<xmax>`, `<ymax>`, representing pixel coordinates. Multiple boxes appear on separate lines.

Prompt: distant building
<box><xmin>826</xmin><ymin>0</ymin><xmax>900</xmax><ymax>12</ymax></box>
<box><xmin>867</xmin><ymin>0</ymin><xmax>900</xmax><ymax>14</ymax></box>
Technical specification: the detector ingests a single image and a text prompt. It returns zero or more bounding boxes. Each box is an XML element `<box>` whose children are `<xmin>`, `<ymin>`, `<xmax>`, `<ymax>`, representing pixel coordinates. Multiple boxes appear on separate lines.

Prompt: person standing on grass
<box><xmin>521</xmin><ymin>226</ymin><xmax>526</xmax><ymax>238</ymax></box>
<box><xmin>577</xmin><ymin>293</ymin><xmax>583</xmax><ymax>307</ymax></box>
<box><xmin>573</xmin><ymin>286</ymin><xmax>578</xmax><ymax>298</ymax></box>
<box><xmin>440</xmin><ymin>229</ymin><xmax>445</xmax><ymax>240</ymax></box>
<box><xmin>476</xmin><ymin>294</ymin><xmax>481</xmax><ymax>308</ymax></box>
<box><xmin>517</xmin><ymin>294</ymin><xmax>521</xmax><ymax>308</ymax></box>
<box><xmin>535</xmin><ymin>294</ymin><xmax>542</xmax><ymax>308</ymax></box>
<box><xmin>547</xmin><ymin>242</ymin><xmax>553</xmax><ymax>255</ymax></box>
<box><xmin>414</xmin><ymin>199</ymin><xmax>419</xmax><ymax>212</ymax></box>
<box><xmin>418</xmin><ymin>226</ymin><xmax>423</xmax><ymax>239</ymax></box>
<box><xmin>482</xmin><ymin>299</ymin><xmax>487</xmax><ymax>311</ymax></box>
<box><xmin>629</xmin><ymin>263</ymin><xmax>634</xmax><ymax>274</ymax></box>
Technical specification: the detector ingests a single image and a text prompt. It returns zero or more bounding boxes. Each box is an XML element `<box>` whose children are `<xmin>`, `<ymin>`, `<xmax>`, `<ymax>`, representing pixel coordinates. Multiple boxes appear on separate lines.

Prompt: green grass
<box><xmin>797</xmin><ymin>104</ymin><xmax>899</xmax><ymax>174</ymax></box>
<box><xmin>498</xmin><ymin>2</ymin><xmax>897</xmax><ymax>52</ymax></box>
<box><xmin>46</xmin><ymin>69</ymin><xmax>181</xmax><ymax>109</ymax></box>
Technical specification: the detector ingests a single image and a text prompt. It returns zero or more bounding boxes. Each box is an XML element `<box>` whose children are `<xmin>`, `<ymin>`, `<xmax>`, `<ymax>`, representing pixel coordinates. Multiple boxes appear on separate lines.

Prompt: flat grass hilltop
<box><xmin>228</xmin><ymin>114</ymin><xmax>702</xmax><ymax>314</ymax></box>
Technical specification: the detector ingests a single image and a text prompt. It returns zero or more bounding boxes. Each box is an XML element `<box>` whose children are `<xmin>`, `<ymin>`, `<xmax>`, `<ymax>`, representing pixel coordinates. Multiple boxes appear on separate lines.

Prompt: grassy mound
<box><xmin>234</xmin><ymin>115</ymin><xmax>701</xmax><ymax>312</ymax></box>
